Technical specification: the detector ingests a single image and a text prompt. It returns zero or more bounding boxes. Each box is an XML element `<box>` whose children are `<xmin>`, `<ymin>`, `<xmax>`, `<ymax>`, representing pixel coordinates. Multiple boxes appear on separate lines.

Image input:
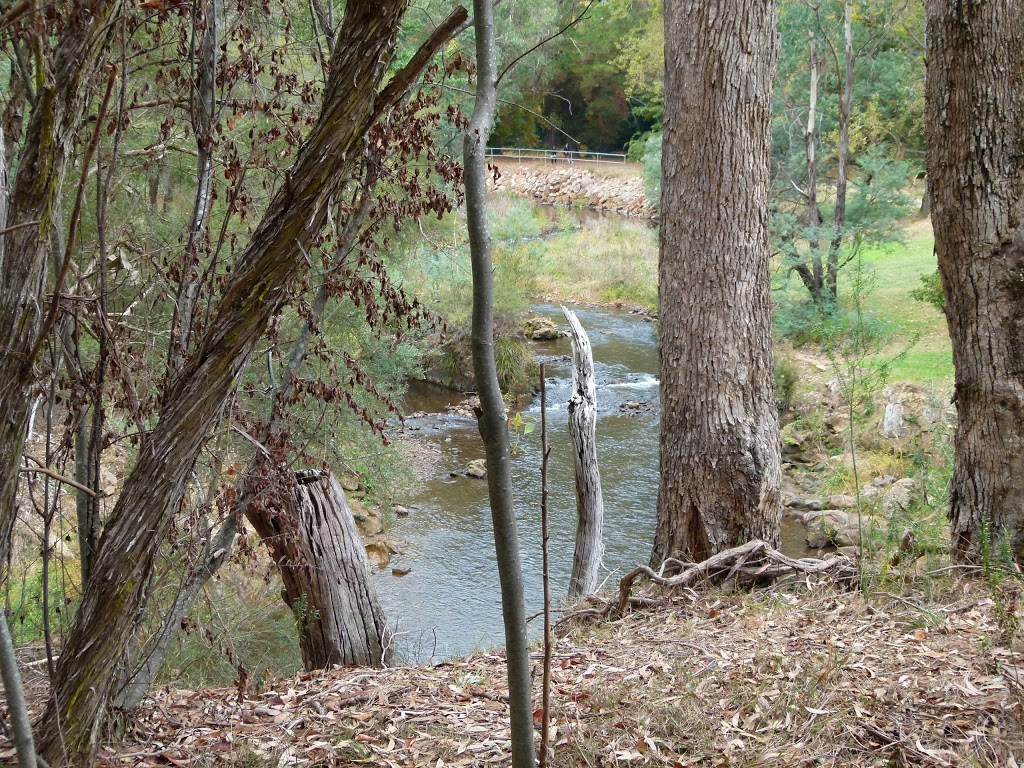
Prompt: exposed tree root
<box><xmin>617</xmin><ymin>539</ymin><xmax>858</xmax><ymax>613</ymax></box>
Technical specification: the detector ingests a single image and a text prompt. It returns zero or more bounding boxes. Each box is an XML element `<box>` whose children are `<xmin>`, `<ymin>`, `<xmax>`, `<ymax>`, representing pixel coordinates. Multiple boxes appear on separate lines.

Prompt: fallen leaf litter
<box><xmin>4</xmin><ymin>584</ymin><xmax>1023</xmax><ymax>766</ymax></box>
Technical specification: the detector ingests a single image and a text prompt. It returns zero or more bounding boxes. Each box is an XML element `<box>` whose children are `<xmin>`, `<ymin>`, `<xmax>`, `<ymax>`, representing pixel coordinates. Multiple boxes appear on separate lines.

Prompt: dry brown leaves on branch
<box><xmin>3</xmin><ymin>581</ymin><xmax>1024</xmax><ymax>767</ymax></box>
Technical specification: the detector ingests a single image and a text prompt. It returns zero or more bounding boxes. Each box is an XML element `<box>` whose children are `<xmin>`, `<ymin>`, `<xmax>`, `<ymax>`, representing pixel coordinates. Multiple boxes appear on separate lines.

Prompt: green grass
<box><xmin>774</xmin><ymin>218</ymin><xmax>953</xmax><ymax>388</ymax></box>
<box><xmin>535</xmin><ymin>217</ymin><xmax>658</xmax><ymax>310</ymax></box>
<box><xmin>858</xmin><ymin>222</ymin><xmax>952</xmax><ymax>385</ymax></box>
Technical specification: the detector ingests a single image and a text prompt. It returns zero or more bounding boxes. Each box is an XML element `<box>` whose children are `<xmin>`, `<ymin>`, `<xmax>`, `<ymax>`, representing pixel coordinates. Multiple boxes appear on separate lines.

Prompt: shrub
<box><xmin>911</xmin><ymin>269</ymin><xmax>945</xmax><ymax>311</ymax></box>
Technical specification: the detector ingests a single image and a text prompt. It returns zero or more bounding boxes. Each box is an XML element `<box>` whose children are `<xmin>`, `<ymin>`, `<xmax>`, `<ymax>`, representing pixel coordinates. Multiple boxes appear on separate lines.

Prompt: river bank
<box><xmin>491</xmin><ymin>158</ymin><xmax>657</xmax><ymax>219</ymax></box>
<box><xmin>64</xmin><ymin>582</ymin><xmax>1024</xmax><ymax>767</ymax></box>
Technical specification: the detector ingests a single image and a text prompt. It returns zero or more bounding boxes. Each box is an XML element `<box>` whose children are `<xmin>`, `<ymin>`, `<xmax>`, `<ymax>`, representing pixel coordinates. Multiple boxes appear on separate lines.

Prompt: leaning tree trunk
<box><xmin>925</xmin><ymin>0</ymin><xmax>1024</xmax><ymax>563</ymax></box>
<box><xmin>464</xmin><ymin>0</ymin><xmax>534</xmax><ymax>765</ymax></box>
<box><xmin>34</xmin><ymin>5</ymin><xmax>422</xmax><ymax>764</ymax></box>
<box><xmin>653</xmin><ymin>0</ymin><xmax>782</xmax><ymax>566</ymax></box>
<box><xmin>248</xmin><ymin>471</ymin><xmax>392</xmax><ymax>669</ymax></box>
<box><xmin>562</xmin><ymin>307</ymin><xmax>603</xmax><ymax>599</ymax></box>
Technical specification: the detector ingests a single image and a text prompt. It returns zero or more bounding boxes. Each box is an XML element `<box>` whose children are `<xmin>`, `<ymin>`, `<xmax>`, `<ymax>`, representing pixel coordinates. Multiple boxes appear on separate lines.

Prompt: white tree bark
<box><xmin>562</xmin><ymin>307</ymin><xmax>603</xmax><ymax>599</ymax></box>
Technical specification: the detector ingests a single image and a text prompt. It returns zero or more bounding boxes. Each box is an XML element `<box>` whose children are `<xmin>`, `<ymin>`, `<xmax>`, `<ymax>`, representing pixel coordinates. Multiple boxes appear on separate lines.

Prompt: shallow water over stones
<box><xmin>375</xmin><ymin>305</ymin><xmax>809</xmax><ymax>663</ymax></box>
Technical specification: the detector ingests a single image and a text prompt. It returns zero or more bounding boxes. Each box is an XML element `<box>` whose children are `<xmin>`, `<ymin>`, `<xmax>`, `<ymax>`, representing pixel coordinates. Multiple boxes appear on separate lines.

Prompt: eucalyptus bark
<box><xmin>0</xmin><ymin>0</ymin><xmax>124</xmax><ymax>573</ymax></box>
<box><xmin>826</xmin><ymin>1</ymin><xmax>854</xmax><ymax>302</ymax></box>
<box><xmin>0</xmin><ymin>119</ymin><xmax>36</xmax><ymax>768</ymax></box>
<box><xmin>562</xmin><ymin>307</ymin><xmax>603</xmax><ymax>599</ymax></box>
<box><xmin>34</xmin><ymin>6</ymin><xmax>417</xmax><ymax>763</ymax></box>
<box><xmin>653</xmin><ymin>0</ymin><xmax>782</xmax><ymax>565</ymax></box>
<box><xmin>167</xmin><ymin>0</ymin><xmax>220</xmax><ymax>371</ymax></box>
<box><xmin>464</xmin><ymin>0</ymin><xmax>534</xmax><ymax>764</ymax></box>
<box><xmin>925</xmin><ymin>0</ymin><xmax>1024</xmax><ymax>562</ymax></box>
<box><xmin>247</xmin><ymin>471</ymin><xmax>392</xmax><ymax>669</ymax></box>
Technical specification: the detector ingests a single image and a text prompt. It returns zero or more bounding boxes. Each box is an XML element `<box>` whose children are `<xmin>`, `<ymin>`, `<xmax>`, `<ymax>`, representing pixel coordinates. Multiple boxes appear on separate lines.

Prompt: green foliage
<box><xmin>773</xmin><ymin>353</ymin><xmax>800</xmax><ymax>413</ymax></box>
<box><xmin>536</xmin><ymin>218</ymin><xmax>658</xmax><ymax>310</ymax></box>
<box><xmin>399</xmin><ymin>197</ymin><xmax>550</xmax><ymax>396</ymax></box>
<box><xmin>6</xmin><ymin>560</ymin><xmax>79</xmax><ymax>645</ymax></box>
<box><xmin>911</xmin><ymin>269</ymin><xmax>945</xmax><ymax>311</ymax></box>
<box><xmin>640</xmin><ymin>133</ymin><xmax>662</xmax><ymax>211</ymax></box>
<box><xmin>161</xmin><ymin>579</ymin><xmax>303</xmax><ymax>687</ymax></box>
<box><xmin>979</xmin><ymin>517</ymin><xmax>1023</xmax><ymax>644</ymax></box>
<box><xmin>507</xmin><ymin>411</ymin><xmax>536</xmax><ymax>457</ymax></box>
<box><xmin>291</xmin><ymin>592</ymin><xmax>321</xmax><ymax>634</ymax></box>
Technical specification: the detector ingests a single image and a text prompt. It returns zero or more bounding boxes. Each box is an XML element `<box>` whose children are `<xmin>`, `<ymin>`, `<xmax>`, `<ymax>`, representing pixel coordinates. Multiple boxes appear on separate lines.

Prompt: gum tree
<box><xmin>653</xmin><ymin>0</ymin><xmax>782</xmax><ymax>564</ymax></box>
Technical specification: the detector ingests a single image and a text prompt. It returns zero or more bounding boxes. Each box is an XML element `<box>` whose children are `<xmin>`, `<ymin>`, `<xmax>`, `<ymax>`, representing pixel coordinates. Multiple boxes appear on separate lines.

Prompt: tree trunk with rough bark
<box><xmin>562</xmin><ymin>307</ymin><xmax>603</xmax><ymax>599</ymax></box>
<box><xmin>464</xmin><ymin>0</ymin><xmax>534</xmax><ymax>764</ymax></box>
<box><xmin>0</xmin><ymin>0</ymin><xmax>124</xmax><ymax>572</ymax></box>
<box><xmin>34</xmin><ymin>6</ymin><xmax>414</xmax><ymax>764</ymax></box>
<box><xmin>653</xmin><ymin>0</ymin><xmax>782</xmax><ymax>566</ymax></box>
<box><xmin>925</xmin><ymin>0</ymin><xmax>1024</xmax><ymax>563</ymax></box>
<box><xmin>248</xmin><ymin>471</ymin><xmax>392</xmax><ymax>670</ymax></box>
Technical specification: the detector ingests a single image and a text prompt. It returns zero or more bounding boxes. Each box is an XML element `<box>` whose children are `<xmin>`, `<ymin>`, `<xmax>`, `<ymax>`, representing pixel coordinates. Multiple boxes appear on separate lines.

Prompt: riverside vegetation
<box><xmin>11</xmin><ymin>169</ymin><xmax>1022</xmax><ymax>765</ymax></box>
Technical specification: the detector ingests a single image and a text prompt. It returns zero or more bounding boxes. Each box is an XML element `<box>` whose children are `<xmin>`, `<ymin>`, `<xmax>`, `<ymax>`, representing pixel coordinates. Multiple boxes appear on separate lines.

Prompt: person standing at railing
<box><xmin>563</xmin><ymin>142</ymin><xmax>573</xmax><ymax>167</ymax></box>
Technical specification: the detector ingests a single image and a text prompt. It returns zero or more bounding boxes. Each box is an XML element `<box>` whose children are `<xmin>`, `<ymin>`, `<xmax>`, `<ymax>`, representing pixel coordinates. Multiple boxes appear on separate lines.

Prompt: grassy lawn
<box><xmin>857</xmin><ymin>218</ymin><xmax>952</xmax><ymax>387</ymax></box>
<box><xmin>774</xmin><ymin>217</ymin><xmax>953</xmax><ymax>389</ymax></box>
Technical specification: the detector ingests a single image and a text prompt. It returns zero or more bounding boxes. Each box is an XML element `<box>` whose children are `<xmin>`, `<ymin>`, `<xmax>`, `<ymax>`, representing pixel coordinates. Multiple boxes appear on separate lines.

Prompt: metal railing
<box><xmin>484</xmin><ymin>146</ymin><xmax>628</xmax><ymax>165</ymax></box>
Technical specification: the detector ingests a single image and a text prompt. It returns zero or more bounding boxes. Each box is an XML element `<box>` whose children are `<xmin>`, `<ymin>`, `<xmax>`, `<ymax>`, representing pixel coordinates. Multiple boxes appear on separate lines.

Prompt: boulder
<box><xmin>827</xmin><ymin>494</ymin><xmax>858</xmax><ymax>509</ymax></box>
<box><xmin>880</xmin><ymin>401</ymin><xmax>907</xmax><ymax>439</ymax></box>
<box><xmin>365</xmin><ymin>537</ymin><xmax>401</xmax><ymax>569</ymax></box>
<box><xmin>788</xmin><ymin>496</ymin><xmax>825</xmax><ymax>511</ymax></box>
<box><xmin>804</xmin><ymin>510</ymin><xmax>851</xmax><ymax>548</ymax></box>
<box><xmin>882</xmin><ymin>478</ymin><xmax>917</xmax><ymax>514</ymax></box>
<box><xmin>350</xmin><ymin>498</ymin><xmax>384</xmax><ymax>536</ymax></box>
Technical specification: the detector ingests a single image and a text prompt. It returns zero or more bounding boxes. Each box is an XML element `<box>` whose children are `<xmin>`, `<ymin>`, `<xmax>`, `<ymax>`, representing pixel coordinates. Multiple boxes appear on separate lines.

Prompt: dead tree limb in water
<box><xmin>562</xmin><ymin>306</ymin><xmax>603</xmax><ymax>600</ymax></box>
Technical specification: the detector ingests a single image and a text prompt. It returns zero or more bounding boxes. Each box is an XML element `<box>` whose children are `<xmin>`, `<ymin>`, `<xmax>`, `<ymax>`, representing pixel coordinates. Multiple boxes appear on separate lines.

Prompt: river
<box><xmin>374</xmin><ymin>303</ymin><xmax>808</xmax><ymax>663</ymax></box>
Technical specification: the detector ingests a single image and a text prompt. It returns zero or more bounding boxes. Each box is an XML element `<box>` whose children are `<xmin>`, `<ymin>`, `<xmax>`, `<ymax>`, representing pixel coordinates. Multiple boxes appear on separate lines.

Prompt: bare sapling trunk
<box><xmin>248</xmin><ymin>472</ymin><xmax>391</xmax><ymax>669</ymax></box>
<box><xmin>167</xmin><ymin>0</ymin><xmax>220</xmax><ymax>371</ymax></box>
<box><xmin>464</xmin><ymin>0</ymin><xmax>534</xmax><ymax>764</ymax></box>
<box><xmin>792</xmin><ymin>38</ymin><xmax>824</xmax><ymax>302</ymax></box>
<box><xmin>562</xmin><ymin>307</ymin><xmax>603</xmax><ymax>599</ymax></box>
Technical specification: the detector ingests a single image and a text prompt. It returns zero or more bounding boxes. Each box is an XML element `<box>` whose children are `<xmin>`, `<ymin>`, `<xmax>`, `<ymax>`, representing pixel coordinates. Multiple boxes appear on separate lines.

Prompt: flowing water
<box><xmin>374</xmin><ymin>304</ymin><xmax>808</xmax><ymax>663</ymax></box>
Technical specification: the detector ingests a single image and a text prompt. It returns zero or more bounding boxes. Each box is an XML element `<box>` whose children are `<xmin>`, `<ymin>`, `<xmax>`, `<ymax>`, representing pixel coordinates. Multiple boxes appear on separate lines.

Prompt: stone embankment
<box><xmin>491</xmin><ymin>161</ymin><xmax>657</xmax><ymax>219</ymax></box>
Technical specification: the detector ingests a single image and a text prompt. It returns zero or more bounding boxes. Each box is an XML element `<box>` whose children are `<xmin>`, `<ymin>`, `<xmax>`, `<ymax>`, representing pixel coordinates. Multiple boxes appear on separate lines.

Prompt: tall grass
<box><xmin>536</xmin><ymin>218</ymin><xmax>658</xmax><ymax>310</ymax></box>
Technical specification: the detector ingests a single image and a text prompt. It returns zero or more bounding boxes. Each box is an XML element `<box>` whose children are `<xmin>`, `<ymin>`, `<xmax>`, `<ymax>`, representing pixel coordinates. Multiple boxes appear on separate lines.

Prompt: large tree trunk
<box><xmin>464</xmin><ymin>0</ymin><xmax>534</xmax><ymax>765</ymax></box>
<box><xmin>562</xmin><ymin>307</ymin><xmax>603</xmax><ymax>600</ymax></box>
<box><xmin>248</xmin><ymin>471</ymin><xmax>392</xmax><ymax>670</ymax></box>
<box><xmin>925</xmin><ymin>0</ymin><xmax>1024</xmax><ymax>563</ymax></box>
<box><xmin>0</xmin><ymin>0</ymin><xmax>124</xmax><ymax>571</ymax></box>
<box><xmin>653</xmin><ymin>0</ymin><xmax>782</xmax><ymax>565</ymax></box>
<box><xmin>34</xmin><ymin>6</ymin><xmax>415</xmax><ymax>764</ymax></box>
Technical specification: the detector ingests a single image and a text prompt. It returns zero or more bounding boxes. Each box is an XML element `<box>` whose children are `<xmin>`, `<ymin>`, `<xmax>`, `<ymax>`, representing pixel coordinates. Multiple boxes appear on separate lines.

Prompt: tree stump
<box><xmin>250</xmin><ymin>470</ymin><xmax>393</xmax><ymax>670</ymax></box>
<box><xmin>562</xmin><ymin>307</ymin><xmax>604</xmax><ymax>599</ymax></box>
